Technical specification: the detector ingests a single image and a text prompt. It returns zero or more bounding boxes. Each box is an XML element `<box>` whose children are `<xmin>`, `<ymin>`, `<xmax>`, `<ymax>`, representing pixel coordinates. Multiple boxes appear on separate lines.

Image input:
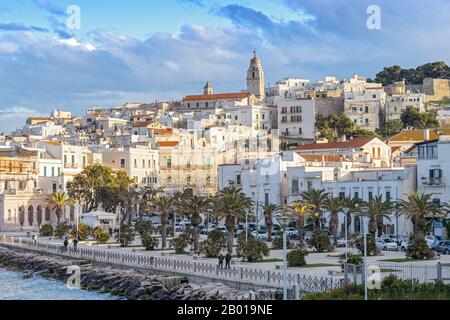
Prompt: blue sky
<box><xmin>1</xmin><ymin>0</ymin><xmax>450</xmax><ymax>132</ymax></box>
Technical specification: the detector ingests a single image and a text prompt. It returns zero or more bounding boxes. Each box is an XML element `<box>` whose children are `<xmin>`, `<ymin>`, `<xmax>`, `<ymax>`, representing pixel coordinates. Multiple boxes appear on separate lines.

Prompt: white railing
<box><xmin>0</xmin><ymin>235</ymin><xmax>343</xmax><ymax>292</ymax></box>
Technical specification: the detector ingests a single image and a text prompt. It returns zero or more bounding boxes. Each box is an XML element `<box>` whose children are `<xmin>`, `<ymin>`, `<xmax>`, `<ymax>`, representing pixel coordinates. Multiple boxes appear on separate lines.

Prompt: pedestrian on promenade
<box><xmin>63</xmin><ymin>238</ymin><xmax>69</xmax><ymax>251</ymax></box>
<box><xmin>218</xmin><ymin>249</ymin><xmax>226</xmax><ymax>269</ymax></box>
<box><xmin>31</xmin><ymin>233</ymin><xmax>36</xmax><ymax>245</ymax></box>
<box><xmin>109</xmin><ymin>227</ymin><xmax>113</xmax><ymax>237</ymax></box>
<box><xmin>225</xmin><ymin>251</ymin><xmax>232</xmax><ymax>269</ymax></box>
<box><xmin>73</xmin><ymin>238</ymin><xmax>79</xmax><ymax>251</ymax></box>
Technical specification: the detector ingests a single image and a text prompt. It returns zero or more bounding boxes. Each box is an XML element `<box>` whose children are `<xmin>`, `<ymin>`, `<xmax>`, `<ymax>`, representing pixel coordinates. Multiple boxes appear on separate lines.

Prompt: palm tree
<box><xmin>261</xmin><ymin>204</ymin><xmax>281</xmax><ymax>242</ymax></box>
<box><xmin>150</xmin><ymin>195</ymin><xmax>175</xmax><ymax>249</ymax></box>
<box><xmin>178</xmin><ymin>196</ymin><xmax>211</xmax><ymax>252</ymax></box>
<box><xmin>398</xmin><ymin>192</ymin><xmax>440</xmax><ymax>237</ymax></box>
<box><xmin>323</xmin><ymin>196</ymin><xmax>344</xmax><ymax>244</ymax></box>
<box><xmin>218</xmin><ymin>187</ymin><xmax>253</xmax><ymax>253</ymax></box>
<box><xmin>341</xmin><ymin>196</ymin><xmax>361</xmax><ymax>237</ymax></box>
<box><xmin>301</xmin><ymin>188</ymin><xmax>329</xmax><ymax>230</ymax></box>
<box><xmin>45</xmin><ymin>192</ymin><xmax>73</xmax><ymax>226</ymax></box>
<box><xmin>289</xmin><ymin>201</ymin><xmax>314</xmax><ymax>245</ymax></box>
<box><xmin>362</xmin><ymin>196</ymin><xmax>392</xmax><ymax>238</ymax></box>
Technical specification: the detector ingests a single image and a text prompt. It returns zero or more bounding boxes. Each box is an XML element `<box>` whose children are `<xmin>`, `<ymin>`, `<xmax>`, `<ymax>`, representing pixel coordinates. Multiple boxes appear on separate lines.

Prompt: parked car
<box><xmin>285</xmin><ymin>227</ymin><xmax>298</xmax><ymax>237</ymax></box>
<box><xmin>432</xmin><ymin>240</ymin><xmax>450</xmax><ymax>255</ymax></box>
<box><xmin>336</xmin><ymin>238</ymin><xmax>348</xmax><ymax>248</ymax></box>
<box><xmin>376</xmin><ymin>238</ymin><xmax>398</xmax><ymax>251</ymax></box>
<box><xmin>425</xmin><ymin>235</ymin><xmax>439</xmax><ymax>248</ymax></box>
<box><xmin>400</xmin><ymin>239</ymin><xmax>410</xmax><ymax>252</ymax></box>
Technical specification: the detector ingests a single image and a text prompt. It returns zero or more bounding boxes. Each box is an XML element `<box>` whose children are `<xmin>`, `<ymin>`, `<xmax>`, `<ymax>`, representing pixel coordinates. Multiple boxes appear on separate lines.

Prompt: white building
<box><xmin>278</xmin><ymin>98</ymin><xmax>316</xmax><ymax>143</ymax></box>
<box><xmin>101</xmin><ymin>145</ymin><xmax>159</xmax><ymax>187</ymax></box>
<box><xmin>385</xmin><ymin>92</ymin><xmax>425</xmax><ymax>121</ymax></box>
<box><xmin>286</xmin><ymin>160</ymin><xmax>416</xmax><ymax>236</ymax></box>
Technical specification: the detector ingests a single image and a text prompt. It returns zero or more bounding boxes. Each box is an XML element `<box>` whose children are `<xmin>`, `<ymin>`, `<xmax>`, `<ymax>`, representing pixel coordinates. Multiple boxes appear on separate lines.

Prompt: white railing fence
<box><xmin>0</xmin><ymin>235</ymin><xmax>343</xmax><ymax>294</ymax></box>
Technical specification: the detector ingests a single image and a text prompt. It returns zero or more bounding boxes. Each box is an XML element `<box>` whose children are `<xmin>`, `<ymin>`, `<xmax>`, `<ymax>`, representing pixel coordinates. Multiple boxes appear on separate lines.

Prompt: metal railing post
<box><xmin>437</xmin><ymin>262</ymin><xmax>442</xmax><ymax>281</ymax></box>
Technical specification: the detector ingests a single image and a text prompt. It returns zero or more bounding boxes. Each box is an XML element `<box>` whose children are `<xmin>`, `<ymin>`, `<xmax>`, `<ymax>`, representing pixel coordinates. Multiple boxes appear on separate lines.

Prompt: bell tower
<box><xmin>204</xmin><ymin>82</ymin><xmax>213</xmax><ymax>95</ymax></box>
<box><xmin>246</xmin><ymin>51</ymin><xmax>265</xmax><ymax>100</ymax></box>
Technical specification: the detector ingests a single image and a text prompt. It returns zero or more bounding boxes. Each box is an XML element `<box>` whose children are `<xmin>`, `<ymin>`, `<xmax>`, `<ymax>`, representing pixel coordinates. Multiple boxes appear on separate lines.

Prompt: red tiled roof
<box><xmin>299</xmin><ymin>154</ymin><xmax>348</xmax><ymax>162</ymax></box>
<box><xmin>158</xmin><ymin>141</ymin><xmax>179</xmax><ymax>147</ymax></box>
<box><xmin>295</xmin><ymin>137</ymin><xmax>375</xmax><ymax>151</ymax></box>
<box><xmin>151</xmin><ymin>128</ymin><xmax>173</xmax><ymax>135</ymax></box>
<box><xmin>183</xmin><ymin>92</ymin><xmax>251</xmax><ymax>102</ymax></box>
<box><xmin>132</xmin><ymin>121</ymin><xmax>153</xmax><ymax>128</ymax></box>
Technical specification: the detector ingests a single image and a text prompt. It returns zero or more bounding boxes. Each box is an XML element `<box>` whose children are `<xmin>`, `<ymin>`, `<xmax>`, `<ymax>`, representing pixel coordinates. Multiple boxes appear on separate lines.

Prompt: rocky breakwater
<box><xmin>0</xmin><ymin>247</ymin><xmax>264</xmax><ymax>300</ymax></box>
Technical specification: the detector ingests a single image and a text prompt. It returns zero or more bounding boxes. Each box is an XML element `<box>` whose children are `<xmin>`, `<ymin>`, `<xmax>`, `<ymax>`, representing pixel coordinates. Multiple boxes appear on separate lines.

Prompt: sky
<box><xmin>1</xmin><ymin>0</ymin><xmax>450</xmax><ymax>133</ymax></box>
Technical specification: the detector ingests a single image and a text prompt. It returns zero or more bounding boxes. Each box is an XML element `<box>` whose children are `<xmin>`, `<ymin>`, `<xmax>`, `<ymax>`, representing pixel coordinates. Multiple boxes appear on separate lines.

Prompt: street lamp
<box><xmin>360</xmin><ymin>206</ymin><xmax>369</xmax><ymax>301</ymax></box>
<box><xmin>276</xmin><ymin>215</ymin><xmax>292</xmax><ymax>301</ymax></box>
<box><xmin>342</xmin><ymin>207</ymin><xmax>349</xmax><ymax>283</ymax></box>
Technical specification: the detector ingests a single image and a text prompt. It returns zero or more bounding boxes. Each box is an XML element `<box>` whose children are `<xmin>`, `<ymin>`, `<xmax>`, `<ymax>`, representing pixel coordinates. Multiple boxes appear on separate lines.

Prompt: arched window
<box><xmin>37</xmin><ymin>206</ymin><xmax>43</xmax><ymax>226</ymax></box>
<box><xmin>7</xmin><ymin>209</ymin><xmax>12</xmax><ymax>221</ymax></box>
<box><xmin>45</xmin><ymin>207</ymin><xmax>51</xmax><ymax>221</ymax></box>
<box><xmin>28</xmin><ymin>205</ymin><xmax>34</xmax><ymax>227</ymax></box>
<box><xmin>19</xmin><ymin>206</ymin><xmax>25</xmax><ymax>226</ymax></box>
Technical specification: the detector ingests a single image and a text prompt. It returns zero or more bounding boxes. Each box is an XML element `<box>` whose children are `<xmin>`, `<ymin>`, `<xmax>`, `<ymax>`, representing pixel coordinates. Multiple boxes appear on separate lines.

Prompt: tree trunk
<box><xmin>297</xmin><ymin>216</ymin><xmax>305</xmax><ymax>245</ymax></box>
<box><xmin>56</xmin><ymin>208</ymin><xmax>62</xmax><ymax>226</ymax></box>
<box><xmin>267</xmin><ymin>225</ymin><xmax>273</xmax><ymax>242</ymax></box>
<box><xmin>347</xmin><ymin>212</ymin><xmax>352</xmax><ymax>237</ymax></box>
<box><xmin>161</xmin><ymin>223</ymin><xmax>167</xmax><ymax>249</ymax></box>
<box><xmin>227</xmin><ymin>230</ymin><xmax>234</xmax><ymax>254</ymax></box>
<box><xmin>193</xmin><ymin>225</ymin><xmax>199</xmax><ymax>253</ymax></box>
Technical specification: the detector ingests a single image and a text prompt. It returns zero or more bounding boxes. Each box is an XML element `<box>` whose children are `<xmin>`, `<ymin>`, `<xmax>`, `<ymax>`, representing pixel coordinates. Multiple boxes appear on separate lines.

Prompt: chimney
<box><xmin>424</xmin><ymin>129</ymin><xmax>430</xmax><ymax>141</ymax></box>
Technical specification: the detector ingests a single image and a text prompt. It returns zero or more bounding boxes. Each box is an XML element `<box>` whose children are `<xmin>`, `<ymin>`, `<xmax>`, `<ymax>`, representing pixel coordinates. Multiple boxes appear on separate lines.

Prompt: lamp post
<box><xmin>360</xmin><ymin>206</ymin><xmax>369</xmax><ymax>301</ymax></box>
<box><xmin>276</xmin><ymin>215</ymin><xmax>292</xmax><ymax>301</ymax></box>
<box><xmin>342</xmin><ymin>208</ymin><xmax>349</xmax><ymax>283</ymax></box>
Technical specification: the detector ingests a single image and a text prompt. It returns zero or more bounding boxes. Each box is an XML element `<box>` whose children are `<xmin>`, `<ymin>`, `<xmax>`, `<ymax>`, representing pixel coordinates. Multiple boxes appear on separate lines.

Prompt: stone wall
<box><xmin>315</xmin><ymin>97</ymin><xmax>344</xmax><ymax>117</ymax></box>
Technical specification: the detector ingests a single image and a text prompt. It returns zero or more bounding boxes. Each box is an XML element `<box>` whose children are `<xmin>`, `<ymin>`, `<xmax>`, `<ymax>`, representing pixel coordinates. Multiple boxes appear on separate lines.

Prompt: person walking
<box><xmin>73</xmin><ymin>238</ymin><xmax>79</xmax><ymax>251</ymax></box>
<box><xmin>63</xmin><ymin>238</ymin><xmax>69</xmax><ymax>251</ymax></box>
<box><xmin>225</xmin><ymin>250</ymin><xmax>232</xmax><ymax>269</ymax></box>
<box><xmin>31</xmin><ymin>233</ymin><xmax>36</xmax><ymax>245</ymax></box>
<box><xmin>218</xmin><ymin>249</ymin><xmax>226</xmax><ymax>269</ymax></box>
<box><xmin>109</xmin><ymin>227</ymin><xmax>113</xmax><ymax>238</ymax></box>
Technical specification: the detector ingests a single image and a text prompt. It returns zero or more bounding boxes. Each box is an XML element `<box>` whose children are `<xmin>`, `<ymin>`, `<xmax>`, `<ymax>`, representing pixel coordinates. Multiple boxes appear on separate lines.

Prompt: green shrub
<box><xmin>54</xmin><ymin>224</ymin><xmax>69</xmax><ymax>239</ymax></box>
<box><xmin>237</xmin><ymin>233</ymin><xmax>270</xmax><ymax>262</ymax></box>
<box><xmin>115</xmin><ymin>224</ymin><xmax>135</xmax><ymax>247</ymax></box>
<box><xmin>156</xmin><ymin>226</ymin><xmax>174</xmax><ymax>237</ymax></box>
<box><xmin>406</xmin><ymin>236</ymin><xmax>435</xmax><ymax>260</ymax></box>
<box><xmin>271</xmin><ymin>234</ymin><xmax>293</xmax><ymax>250</ymax></box>
<box><xmin>40</xmin><ymin>224</ymin><xmax>53</xmax><ymax>237</ymax></box>
<box><xmin>94</xmin><ymin>229</ymin><xmax>110</xmax><ymax>244</ymax></box>
<box><xmin>198</xmin><ymin>229</ymin><xmax>227</xmax><ymax>258</ymax></box>
<box><xmin>142</xmin><ymin>232</ymin><xmax>159</xmax><ymax>251</ymax></box>
<box><xmin>352</xmin><ymin>234</ymin><xmax>378</xmax><ymax>256</ymax></box>
<box><xmin>308</xmin><ymin>230</ymin><xmax>333</xmax><ymax>252</ymax></box>
<box><xmin>70</xmin><ymin>223</ymin><xmax>90</xmax><ymax>241</ymax></box>
<box><xmin>338</xmin><ymin>252</ymin><xmax>363</xmax><ymax>266</ymax></box>
<box><xmin>287</xmin><ymin>248</ymin><xmax>309</xmax><ymax>267</ymax></box>
<box><xmin>134</xmin><ymin>219</ymin><xmax>153</xmax><ymax>235</ymax></box>
<box><xmin>169</xmin><ymin>229</ymin><xmax>192</xmax><ymax>254</ymax></box>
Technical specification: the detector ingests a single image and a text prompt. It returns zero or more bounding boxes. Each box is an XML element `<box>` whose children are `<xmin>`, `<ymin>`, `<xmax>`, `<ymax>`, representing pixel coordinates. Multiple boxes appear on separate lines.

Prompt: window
<box><xmin>299</xmin><ymin>128</ymin><xmax>303</xmax><ymax>135</ymax></box>
<box><xmin>432</xmin><ymin>198</ymin><xmax>441</xmax><ymax>207</ymax></box>
<box><xmin>187</xmin><ymin>176</ymin><xmax>192</xmax><ymax>184</ymax></box>
<box><xmin>265</xmin><ymin>193</ymin><xmax>269</xmax><ymax>206</ymax></box>
<box><xmin>365</xmin><ymin>106</ymin><xmax>369</xmax><ymax>113</ymax></box>
<box><xmin>7</xmin><ymin>209</ymin><xmax>11</xmax><ymax>221</ymax></box>
<box><xmin>142</xmin><ymin>159</ymin><xmax>146</xmax><ymax>168</ymax></box>
<box><xmin>386</xmin><ymin>192</ymin><xmax>391</xmax><ymax>202</ymax></box>
<box><xmin>186</xmin><ymin>158</ymin><xmax>191</xmax><ymax>169</ymax></box>
<box><xmin>64</xmin><ymin>155</ymin><xmax>67</xmax><ymax>163</ymax></box>
<box><xmin>281</xmin><ymin>116</ymin><xmax>288</xmax><ymax>123</ymax></box>
<box><xmin>71</xmin><ymin>155</ymin><xmax>75</xmax><ymax>164</ymax></box>
<box><xmin>167</xmin><ymin>176</ymin><xmax>172</xmax><ymax>183</ymax></box>
<box><xmin>430</xmin><ymin>168</ymin><xmax>442</xmax><ymax>185</ymax></box>
<box><xmin>52</xmin><ymin>183</ymin><xmax>57</xmax><ymax>193</ymax></box>
<box><xmin>120</xmin><ymin>159</ymin><xmax>125</xmax><ymax>168</ymax></box>
<box><xmin>166</xmin><ymin>157</ymin><xmax>172</xmax><ymax>169</ymax></box>
<box><xmin>292</xmin><ymin>179</ymin><xmax>299</xmax><ymax>194</ymax></box>
<box><xmin>196</xmin><ymin>103</ymin><xmax>200</xmax><ymax>108</ymax></box>
<box><xmin>236</xmin><ymin>174</ymin><xmax>242</xmax><ymax>185</ymax></box>
<box><xmin>354</xmin><ymin>192</ymin><xmax>359</xmax><ymax>199</ymax></box>
<box><xmin>418</xmin><ymin>143</ymin><xmax>438</xmax><ymax>160</ymax></box>
<box><xmin>44</xmin><ymin>167</ymin><xmax>47</xmax><ymax>177</ymax></box>
<box><xmin>57</xmin><ymin>168</ymin><xmax>60</xmax><ymax>176</ymax></box>
<box><xmin>205</xmin><ymin>158</ymin><xmax>211</xmax><ymax>170</ymax></box>
<box><xmin>51</xmin><ymin>167</ymin><xmax>55</xmax><ymax>177</ymax></box>
<box><xmin>205</xmin><ymin>102</ymin><xmax>209</xmax><ymax>108</ymax></box>
<box><xmin>339</xmin><ymin>192</ymin><xmax>346</xmax><ymax>199</ymax></box>
<box><xmin>187</xmin><ymin>103</ymin><xmax>191</xmax><ymax>108</ymax></box>
<box><xmin>134</xmin><ymin>159</ymin><xmax>137</xmax><ymax>168</ymax></box>
<box><xmin>281</xmin><ymin>107</ymin><xmax>288</xmax><ymax>114</ymax></box>
<box><xmin>368</xmin><ymin>192</ymin><xmax>373</xmax><ymax>201</ymax></box>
